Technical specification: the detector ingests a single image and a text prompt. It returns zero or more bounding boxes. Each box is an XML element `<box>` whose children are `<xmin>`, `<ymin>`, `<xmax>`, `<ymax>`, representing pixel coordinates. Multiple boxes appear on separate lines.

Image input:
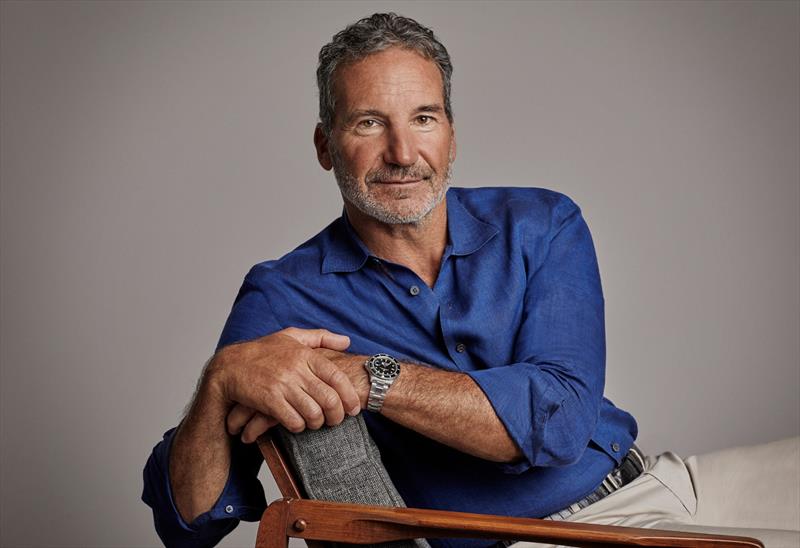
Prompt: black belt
<box><xmin>491</xmin><ymin>445</ymin><xmax>646</xmax><ymax>547</ymax></box>
<box><xmin>545</xmin><ymin>444</ymin><xmax>646</xmax><ymax>520</ymax></box>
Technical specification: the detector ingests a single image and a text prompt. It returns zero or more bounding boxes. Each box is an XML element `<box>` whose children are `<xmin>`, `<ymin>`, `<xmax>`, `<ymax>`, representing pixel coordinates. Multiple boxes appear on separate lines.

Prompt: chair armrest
<box><xmin>256</xmin><ymin>498</ymin><xmax>763</xmax><ymax>548</ymax></box>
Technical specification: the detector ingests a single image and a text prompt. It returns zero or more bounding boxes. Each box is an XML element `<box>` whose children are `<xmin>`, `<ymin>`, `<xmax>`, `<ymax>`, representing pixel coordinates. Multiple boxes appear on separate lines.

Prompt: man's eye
<box><xmin>358</xmin><ymin>119</ymin><xmax>378</xmax><ymax>128</ymax></box>
<box><xmin>417</xmin><ymin>115</ymin><xmax>432</xmax><ymax>125</ymax></box>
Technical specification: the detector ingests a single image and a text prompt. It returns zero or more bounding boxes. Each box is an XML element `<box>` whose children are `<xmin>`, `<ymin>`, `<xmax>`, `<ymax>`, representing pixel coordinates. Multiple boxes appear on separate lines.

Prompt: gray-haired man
<box><xmin>143</xmin><ymin>13</ymin><xmax>799</xmax><ymax>548</ymax></box>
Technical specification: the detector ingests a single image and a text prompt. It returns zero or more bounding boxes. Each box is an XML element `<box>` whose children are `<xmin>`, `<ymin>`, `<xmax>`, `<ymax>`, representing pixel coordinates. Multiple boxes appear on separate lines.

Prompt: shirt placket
<box><xmin>370</xmin><ymin>257</ymin><xmax>467</xmax><ymax>372</ymax></box>
<box><xmin>434</xmin><ymin>261</ymin><xmax>471</xmax><ymax>372</ymax></box>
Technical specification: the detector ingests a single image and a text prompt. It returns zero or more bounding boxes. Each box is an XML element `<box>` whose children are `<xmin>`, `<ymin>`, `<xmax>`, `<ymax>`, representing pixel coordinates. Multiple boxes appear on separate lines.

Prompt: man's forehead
<box><xmin>332</xmin><ymin>48</ymin><xmax>445</xmax><ymax>114</ymax></box>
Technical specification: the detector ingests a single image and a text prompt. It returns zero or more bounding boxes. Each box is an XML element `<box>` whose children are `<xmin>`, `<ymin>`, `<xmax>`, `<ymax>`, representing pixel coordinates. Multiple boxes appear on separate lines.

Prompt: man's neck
<box><xmin>345</xmin><ymin>200</ymin><xmax>448</xmax><ymax>288</ymax></box>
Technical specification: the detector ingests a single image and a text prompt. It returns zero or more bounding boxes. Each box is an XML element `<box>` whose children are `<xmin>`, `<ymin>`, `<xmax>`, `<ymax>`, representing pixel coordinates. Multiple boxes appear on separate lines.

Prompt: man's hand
<box><xmin>209</xmin><ymin>327</ymin><xmax>361</xmax><ymax>438</ymax></box>
<box><xmin>227</xmin><ymin>348</ymin><xmax>370</xmax><ymax>443</ymax></box>
<box><xmin>169</xmin><ymin>327</ymin><xmax>359</xmax><ymax>524</ymax></box>
<box><xmin>314</xmin><ymin>348</ymin><xmax>371</xmax><ymax>408</ymax></box>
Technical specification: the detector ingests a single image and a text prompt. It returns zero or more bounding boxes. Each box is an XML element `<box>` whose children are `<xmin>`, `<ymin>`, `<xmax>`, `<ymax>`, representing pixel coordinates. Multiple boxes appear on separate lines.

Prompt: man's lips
<box><xmin>371</xmin><ymin>177</ymin><xmax>427</xmax><ymax>185</ymax></box>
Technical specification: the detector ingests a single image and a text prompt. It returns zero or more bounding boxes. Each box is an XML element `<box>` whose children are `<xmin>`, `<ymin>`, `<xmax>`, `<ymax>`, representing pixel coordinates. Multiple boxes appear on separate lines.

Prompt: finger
<box><xmin>282</xmin><ymin>327</ymin><xmax>350</xmax><ymax>351</ymax></box>
<box><xmin>286</xmin><ymin>386</ymin><xmax>327</xmax><ymax>430</ymax></box>
<box><xmin>227</xmin><ymin>404</ymin><xmax>256</xmax><ymax>435</ymax></box>
<box><xmin>308</xmin><ymin>353</ymin><xmax>361</xmax><ymax>416</ymax></box>
<box><xmin>302</xmin><ymin>378</ymin><xmax>345</xmax><ymax>427</ymax></box>
<box><xmin>265</xmin><ymin>397</ymin><xmax>307</xmax><ymax>433</ymax></box>
<box><xmin>241</xmin><ymin>413</ymin><xmax>279</xmax><ymax>444</ymax></box>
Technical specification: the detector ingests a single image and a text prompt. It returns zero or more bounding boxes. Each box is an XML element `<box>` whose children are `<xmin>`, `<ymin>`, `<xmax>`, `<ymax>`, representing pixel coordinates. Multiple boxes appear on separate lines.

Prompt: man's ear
<box><xmin>314</xmin><ymin>124</ymin><xmax>333</xmax><ymax>171</ymax></box>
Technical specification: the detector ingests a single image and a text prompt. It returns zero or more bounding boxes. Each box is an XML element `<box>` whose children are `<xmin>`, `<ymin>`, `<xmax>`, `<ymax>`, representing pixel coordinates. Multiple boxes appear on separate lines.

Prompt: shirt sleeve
<box><xmin>142</xmin><ymin>271</ymin><xmax>283</xmax><ymax>546</ymax></box>
<box><xmin>467</xmin><ymin>198</ymin><xmax>606</xmax><ymax>473</ymax></box>
<box><xmin>141</xmin><ymin>427</ymin><xmax>267</xmax><ymax>548</ymax></box>
<box><xmin>217</xmin><ymin>268</ymin><xmax>285</xmax><ymax>350</ymax></box>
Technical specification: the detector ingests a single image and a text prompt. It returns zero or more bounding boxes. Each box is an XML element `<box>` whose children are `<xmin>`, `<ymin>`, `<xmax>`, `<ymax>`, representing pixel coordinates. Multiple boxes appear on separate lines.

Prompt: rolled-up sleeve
<box><xmin>142</xmin><ymin>270</ymin><xmax>281</xmax><ymax>546</ymax></box>
<box><xmin>142</xmin><ymin>427</ymin><xmax>267</xmax><ymax>547</ymax></box>
<box><xmin>467</xmin><ymin>200</ymin><xmax>605</xmax><ymax>473</ymax></box>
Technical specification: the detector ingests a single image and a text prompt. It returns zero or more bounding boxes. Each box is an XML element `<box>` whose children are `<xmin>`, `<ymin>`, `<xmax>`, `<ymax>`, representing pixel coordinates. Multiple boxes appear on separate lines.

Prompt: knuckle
<box><xmin>263</xmin><ymin>386</ymin><xmax>282</xmax><ymax>404</ymax></box>
<box><xmin>321</xmin><ymin>392</ymin><xmax>340</xmax><ymax>411</ymax></box>
<box><xmin>274</xmin><ymin>370</ymin><xmax>292</xmax><ymax>385</ymax></box>
<box><xmin>305</xmin><ymin>406</ymin><xmax>323</xmax><ymax>422</ymax></box>
<box><xmin>298</xmin><ymin>346</ymin><xmax>314</xmax><ymax>361</ymax></box>
<box><xmin>328</xmin><ymin>368</ymin><xmax>347</xmax><ymax>384</ymax></box>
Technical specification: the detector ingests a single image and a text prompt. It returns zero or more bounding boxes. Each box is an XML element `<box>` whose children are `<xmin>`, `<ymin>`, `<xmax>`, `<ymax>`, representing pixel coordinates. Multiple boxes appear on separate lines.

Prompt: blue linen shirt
<box><xmin>143</xmin><ymin>187</ymin><xmax>638</xmax><ymax>548</ymax></box>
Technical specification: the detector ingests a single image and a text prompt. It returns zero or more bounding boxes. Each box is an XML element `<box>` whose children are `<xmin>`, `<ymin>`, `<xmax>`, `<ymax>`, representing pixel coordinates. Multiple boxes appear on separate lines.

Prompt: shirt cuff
<box><xmin>467</xmin><ymin>362</ymin><xmax>588</xmax><ymax>472</ymax></box>
<box><xmin>142</xmin><ymin>427</ymin><xmax>267</xmax><ymax>546</ymax></box>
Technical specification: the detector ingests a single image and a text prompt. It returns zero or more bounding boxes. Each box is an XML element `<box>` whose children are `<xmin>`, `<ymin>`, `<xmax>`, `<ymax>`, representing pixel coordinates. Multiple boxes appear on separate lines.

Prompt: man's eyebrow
<box><xmin>345</xmin><ymin>109</ymin><xmax>386</xmax><ymax>122</ymax></box>
<box><xmin>345</xmin><ymin>105</ymin><xmax>445</xmax><ymax>123</ymax></box>
<box><xmin>414</xmin><ymin>104</ymin><xmax>444</xmax><ymax>114</ymax></box>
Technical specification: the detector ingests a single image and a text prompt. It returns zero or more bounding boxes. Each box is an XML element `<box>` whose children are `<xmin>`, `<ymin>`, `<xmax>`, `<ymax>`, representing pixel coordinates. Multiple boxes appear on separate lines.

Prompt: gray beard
<box><xmin>331</xmin><ymin>151</ymin><xmax>452</xmax><ymax>225</ymax></box>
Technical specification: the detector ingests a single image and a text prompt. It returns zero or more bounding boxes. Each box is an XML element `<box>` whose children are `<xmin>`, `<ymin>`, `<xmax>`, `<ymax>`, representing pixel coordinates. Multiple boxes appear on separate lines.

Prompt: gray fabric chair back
<box><xmin>277</xmin><ymin>415</ymin><xmax>431</xmax><ymax>548</ymax></box>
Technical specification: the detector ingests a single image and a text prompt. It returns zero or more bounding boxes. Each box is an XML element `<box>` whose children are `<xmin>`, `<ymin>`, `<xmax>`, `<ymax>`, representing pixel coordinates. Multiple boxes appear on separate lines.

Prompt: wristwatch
<box><xmin>364</xmin><ymin>353</ymin><xmax>401</xmax><ymax>413</ymax></box>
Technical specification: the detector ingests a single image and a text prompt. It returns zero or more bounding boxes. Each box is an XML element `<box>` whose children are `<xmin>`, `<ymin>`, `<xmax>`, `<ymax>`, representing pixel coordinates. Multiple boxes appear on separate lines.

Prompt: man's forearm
<box><xmin>382</xmin><ymin>362</ymin><xmax>522</xmax><ymax>462</ymax></box>
<box><xmin>169</xmin><ymin>371</ymin><xmax>231</xmax><ymax>524</ymax></box>
<box><xmin>168</xmin><ymin>328</ymin><xmax>359</xmax><ymax>524</ymax></box>
<box><xmin>324</xmin><ymin>350</ymin><xmax>522</xmax><ymax>463</ymax></box>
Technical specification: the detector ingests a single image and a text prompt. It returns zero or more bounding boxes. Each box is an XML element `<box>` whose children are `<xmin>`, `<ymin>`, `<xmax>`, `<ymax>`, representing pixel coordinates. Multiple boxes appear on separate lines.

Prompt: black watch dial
<box><xmin>368</xmin><ymin>353</ymin><xmax>400</xmax><ymax>380</ymax></box>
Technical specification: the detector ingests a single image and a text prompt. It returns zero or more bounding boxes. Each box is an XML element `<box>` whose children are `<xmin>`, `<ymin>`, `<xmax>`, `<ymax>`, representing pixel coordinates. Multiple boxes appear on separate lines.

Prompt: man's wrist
<box><xmin>201</xmin><ymin>354</ymin><xmax>233</xmax><ymax>408</ymax></box>
<box><xmin>345</xmin><ymin>354</ymin><xmax>371</xmax><ymax>410</ymax></box>
<box><xmin>324</xmin><ymin>351</ymin><xmax>371</xmax><ymax>409</ymax></box>
<box><xmin>364</xmin><ymin>353</ymin><xmax>402</xmax><ymax>413</ymax></box>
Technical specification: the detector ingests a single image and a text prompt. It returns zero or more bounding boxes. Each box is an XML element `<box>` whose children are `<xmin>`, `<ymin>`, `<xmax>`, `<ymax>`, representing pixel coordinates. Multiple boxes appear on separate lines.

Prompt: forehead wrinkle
<box><xmin>333</xmin><ymin>48</ymin><xmax>445</xmax><ymax>123</ymax></box>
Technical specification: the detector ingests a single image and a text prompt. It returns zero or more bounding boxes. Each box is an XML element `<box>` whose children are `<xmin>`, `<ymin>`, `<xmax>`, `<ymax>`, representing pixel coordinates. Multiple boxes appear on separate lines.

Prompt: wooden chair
<box><xmin>254</xmin><ymin>432</ymin><xmax>763</xmax><ymax>548</ymax></box>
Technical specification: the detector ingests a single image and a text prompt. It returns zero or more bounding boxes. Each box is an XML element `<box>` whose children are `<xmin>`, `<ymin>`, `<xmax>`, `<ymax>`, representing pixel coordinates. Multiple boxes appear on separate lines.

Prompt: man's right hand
<box><xmin>169</xmin><ymin>327</ymin><xmax>360</xmax><ymax>524</ymax></box>
<box><xmin>206</xmin><ymin>327</ymin><xmax>362</xmax><ymax>436</ymax></box>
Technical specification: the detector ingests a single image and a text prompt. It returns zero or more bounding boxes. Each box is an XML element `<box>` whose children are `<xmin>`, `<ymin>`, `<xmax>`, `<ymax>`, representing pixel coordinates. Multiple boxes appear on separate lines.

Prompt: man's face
<box><xmin>317</xmin><ymin>47</ymin><xmax>456</xmax><ymax>225</ymax></box>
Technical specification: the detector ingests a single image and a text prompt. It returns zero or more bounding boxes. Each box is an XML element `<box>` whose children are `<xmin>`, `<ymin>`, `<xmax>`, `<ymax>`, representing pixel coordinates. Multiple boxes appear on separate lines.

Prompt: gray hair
<box><xmin>317</xmin><ymin>13</ymin><xmax>453</xmax><ymax>135</ymax></box>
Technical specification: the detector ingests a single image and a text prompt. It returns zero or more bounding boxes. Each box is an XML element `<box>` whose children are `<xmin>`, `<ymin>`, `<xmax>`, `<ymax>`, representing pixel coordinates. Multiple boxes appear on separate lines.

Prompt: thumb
<box><xmin>281</xmin><ymin>327</ymin><xmax>351</xmax><ymax>351</ymax></box>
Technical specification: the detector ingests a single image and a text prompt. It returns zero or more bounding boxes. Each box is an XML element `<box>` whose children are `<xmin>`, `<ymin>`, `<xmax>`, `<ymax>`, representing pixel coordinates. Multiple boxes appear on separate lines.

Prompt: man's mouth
<box><xmin>378</xmin><ymin>178</ymin><xmax>423</xmax><ymax>185</ymax></box>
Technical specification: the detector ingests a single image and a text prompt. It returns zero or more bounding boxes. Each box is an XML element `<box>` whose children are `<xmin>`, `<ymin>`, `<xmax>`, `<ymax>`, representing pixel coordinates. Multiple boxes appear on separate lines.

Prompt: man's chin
<box><xmin>338</xmin><ymin>180</ymin><xmax>449</xmax><ymax>225</ymax></box>
<box><xmin>354</xmin><ymin>200</ymin><xmax>436</xmax><ymax>225</ymax></box>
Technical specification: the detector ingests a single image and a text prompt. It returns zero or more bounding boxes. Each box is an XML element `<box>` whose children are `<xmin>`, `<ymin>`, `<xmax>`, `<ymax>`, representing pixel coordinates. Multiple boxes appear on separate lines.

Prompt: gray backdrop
<box><xmin>1</xmin><ymin>1</ymin><xmax>798</xmax><ymax>547</ymax></box>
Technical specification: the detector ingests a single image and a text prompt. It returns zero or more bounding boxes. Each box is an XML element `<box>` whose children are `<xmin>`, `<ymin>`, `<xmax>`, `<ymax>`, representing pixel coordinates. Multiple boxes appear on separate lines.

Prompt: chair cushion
<box><xmin>277</xmin><ymin>415</ymin><xmax>431</xmax><ymax>548</ymax></box>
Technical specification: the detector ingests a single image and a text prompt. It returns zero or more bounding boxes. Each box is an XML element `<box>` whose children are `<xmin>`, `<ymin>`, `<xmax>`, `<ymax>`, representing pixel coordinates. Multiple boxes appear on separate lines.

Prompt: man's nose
<box><xmin>383</xmin><ymin>126</ymin><xmax>418</xmax><ymax>167</ymax></box>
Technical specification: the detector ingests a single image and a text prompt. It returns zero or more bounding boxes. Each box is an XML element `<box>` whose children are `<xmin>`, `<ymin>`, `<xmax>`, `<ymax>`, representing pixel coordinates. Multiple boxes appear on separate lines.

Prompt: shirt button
<box><xmin>455</xmin><ymin>343</ymin><xmax>466</xmax><ymax>353</ymax></box>
<box><xmin>611</xmin><ymin>443</ymin><xmax>621</xmax><ymax>453</ymax></box>
<box><xmin>409</xmin><ymin>285</ymin><xmax>420</xmax><ymax>296</ymax></box>
<box><xmin>225</xmin><ymin>505</ymin><xmax>234</xmax><ymax>514</ymax></box>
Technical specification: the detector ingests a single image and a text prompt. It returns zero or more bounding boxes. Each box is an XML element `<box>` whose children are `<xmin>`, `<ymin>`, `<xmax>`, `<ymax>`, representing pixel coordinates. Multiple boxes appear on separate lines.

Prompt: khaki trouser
<box><xmin>513</xmin><ymin>437</ymin><xmax>800</xmax><ymax>548</ymax></box>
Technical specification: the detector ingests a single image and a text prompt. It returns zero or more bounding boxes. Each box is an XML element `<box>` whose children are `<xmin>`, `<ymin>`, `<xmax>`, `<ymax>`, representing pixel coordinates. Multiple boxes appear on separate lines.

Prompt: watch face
<box><xmin>368</xmin><ymin>353</ymin><xmax>400</xmax><ymax>380</ymax></box>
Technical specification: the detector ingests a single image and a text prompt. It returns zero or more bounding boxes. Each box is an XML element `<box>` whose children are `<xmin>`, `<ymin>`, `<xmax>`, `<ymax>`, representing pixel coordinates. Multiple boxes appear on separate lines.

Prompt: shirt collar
<box><xmin>446</xmin><ymin>189</ymin><xmax>499</xmax><ymax>256</ymax></box>
<box><xmin>321</xmin><ymin>212</ymin><xmax>372</xmax><ymax>273</ymax></box>
<box><xmin>321</xmin><ymin>188</ymin><xmax>499</xmax><ymax>274</ymax></box>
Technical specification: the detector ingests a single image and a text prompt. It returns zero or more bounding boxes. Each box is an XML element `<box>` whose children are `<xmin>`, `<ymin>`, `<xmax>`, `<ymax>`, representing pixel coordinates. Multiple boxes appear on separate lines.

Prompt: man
<box><xmin>143</xmin><ymin>13</ymin><xmax>799</xmax><ymax>548</ymax></box>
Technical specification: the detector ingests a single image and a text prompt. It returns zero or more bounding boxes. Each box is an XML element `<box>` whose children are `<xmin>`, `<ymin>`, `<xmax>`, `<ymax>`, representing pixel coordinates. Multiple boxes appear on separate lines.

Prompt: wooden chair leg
<box><xmin>255</xmin><ymin>499</ymin><xmax>291</xmax><ymax>548</ymax></box>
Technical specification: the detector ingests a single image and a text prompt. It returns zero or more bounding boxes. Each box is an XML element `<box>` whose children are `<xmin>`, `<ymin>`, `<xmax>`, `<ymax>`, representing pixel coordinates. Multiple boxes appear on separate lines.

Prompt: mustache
<box><xmin>365</xmin><ymin>164</ymin><xmax>434</xmax><ymax>184</ymax></box>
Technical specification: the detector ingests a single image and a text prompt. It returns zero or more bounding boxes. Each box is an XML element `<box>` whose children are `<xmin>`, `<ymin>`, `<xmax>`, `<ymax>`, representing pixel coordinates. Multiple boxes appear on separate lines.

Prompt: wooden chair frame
<box><xmin>255</xmin><ymin>433</ymin><xmax>763</xmax><ymax>548</ymax></box>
